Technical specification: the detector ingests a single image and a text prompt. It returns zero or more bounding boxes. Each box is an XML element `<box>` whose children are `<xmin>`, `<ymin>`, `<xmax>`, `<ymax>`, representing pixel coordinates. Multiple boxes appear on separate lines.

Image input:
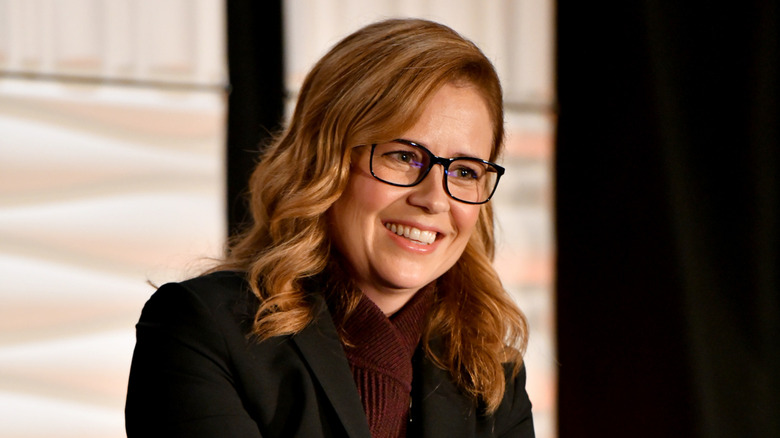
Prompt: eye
<box><xmin>389</xmin><ymin>151</ymin><xmax>413</xmax><ymax>162</ymax></box>
<box><xmin>383</xmin><ymin>150</ymin><xmax>424</xmax><ymax>169</ymax></box>
<box><xmin>449</xmin><ymin>163</ymin><xmax>483</xmax><ymax>180</ymax></box>
<box><xmin>457</xmin><ymin>167</ymin><xmax>478</xmax><ymax>179</ymax></box>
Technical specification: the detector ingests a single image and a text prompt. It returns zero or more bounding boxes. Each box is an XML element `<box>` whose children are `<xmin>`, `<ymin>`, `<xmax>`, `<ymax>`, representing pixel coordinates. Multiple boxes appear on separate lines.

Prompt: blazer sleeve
<box><xmin>125</xmin><ymin>282</ymin><xmax>262</xmax><ymax>438</ymax></box>
<box><xmin>494</xmin><ymin>363</ymin><xmax>535</xmax><ymax>438</ymax></box>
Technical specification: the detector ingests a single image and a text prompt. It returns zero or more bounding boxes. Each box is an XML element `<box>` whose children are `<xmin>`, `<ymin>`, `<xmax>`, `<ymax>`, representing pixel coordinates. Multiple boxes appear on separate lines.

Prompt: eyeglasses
<box><xmin>368</xmin><ymin>139</ymin><xmax>505</xmax><ymax>205</ymax></box>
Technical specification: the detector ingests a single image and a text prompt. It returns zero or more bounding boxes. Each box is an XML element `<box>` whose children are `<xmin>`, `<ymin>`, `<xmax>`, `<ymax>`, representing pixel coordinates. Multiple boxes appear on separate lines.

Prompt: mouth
<box><xmin>384</xmin><ymin>222</ymin><xmax>438</xmax><ymax>245</ymax></box>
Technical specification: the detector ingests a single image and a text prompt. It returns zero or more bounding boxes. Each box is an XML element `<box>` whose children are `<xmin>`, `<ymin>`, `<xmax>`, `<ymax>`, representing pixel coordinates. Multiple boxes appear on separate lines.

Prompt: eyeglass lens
<box><xmin>370</xmin><ymin>141</ymin><xmax>500</xmax><ymax>204</ymax></box>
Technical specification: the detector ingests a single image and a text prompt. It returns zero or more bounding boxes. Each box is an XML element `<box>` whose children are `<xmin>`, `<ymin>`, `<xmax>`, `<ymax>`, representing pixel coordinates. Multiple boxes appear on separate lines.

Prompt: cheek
<box><xmin>330</xmin><ymin>175</ymin><xmax>399</xmax><ymax>243</ymax></box>
<box><xmin>346</xmin><ymin>174</ymin><xmax>405</xmax><ymax>215</ymax></box>
<box><xmin>453</xmin><ymin>204</ymin><xmax>482</xmax><ymax>238</ymax></box>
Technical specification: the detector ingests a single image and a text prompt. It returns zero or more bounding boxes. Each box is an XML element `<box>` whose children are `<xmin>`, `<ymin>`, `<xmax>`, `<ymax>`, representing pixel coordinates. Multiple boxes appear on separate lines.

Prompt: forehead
<box><xmin>399</xmin><ymin>83</ymin><xmax>494</xmax><ymax>159</ymax></box>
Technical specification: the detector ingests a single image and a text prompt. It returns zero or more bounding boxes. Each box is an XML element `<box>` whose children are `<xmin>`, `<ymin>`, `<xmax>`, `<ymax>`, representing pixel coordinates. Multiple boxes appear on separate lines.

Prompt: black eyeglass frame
<box><xmin>368</xmin><ymin>139</ymin><xmax>505</xmax><ymax>205</ymax></box>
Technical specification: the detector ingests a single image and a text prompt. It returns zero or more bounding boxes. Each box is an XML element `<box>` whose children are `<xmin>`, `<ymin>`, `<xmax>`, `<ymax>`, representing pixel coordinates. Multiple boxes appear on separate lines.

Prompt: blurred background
<box><xmin>2</xmin><ymin>1</ymin><xmax>779</xmax><ymax>438</ymax></box>
<box><xmin>0</xmin><ymin>1</ymin><xmax>555</xmax><ymax>437</ymax></box>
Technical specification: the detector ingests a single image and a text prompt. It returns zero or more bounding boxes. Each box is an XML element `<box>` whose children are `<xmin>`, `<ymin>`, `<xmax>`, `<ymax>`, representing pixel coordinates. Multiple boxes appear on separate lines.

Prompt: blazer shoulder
<box><xmin>140</xmin><ymin>270</ymin><xmax>256</xmax><ymax>333</ymax></box>
<box><xmin>147</xmin><ymin>270</ymin><xmax>249</xmax><ymax>301</ymax></box>
<box><xmin>493</xmin><ymin>362</ymin><xmax>535</xmax><ymax>437</ymax></box>
<box><xmin>128</xmin><ymin>270</ymin><xmax>268</xmax><ymax>437</ymax></box>
<box><xmin>177</xmin><ymin>270</ymin><xmax>250</xmax><ymax>302</ymax></box>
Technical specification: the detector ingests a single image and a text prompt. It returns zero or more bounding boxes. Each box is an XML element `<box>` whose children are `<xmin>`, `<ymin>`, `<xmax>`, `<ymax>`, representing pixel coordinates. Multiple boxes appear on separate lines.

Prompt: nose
<box><xmin>406</xmin><ymin>164</ymin><xmax>451</xmax><ymax>213</ymax></box>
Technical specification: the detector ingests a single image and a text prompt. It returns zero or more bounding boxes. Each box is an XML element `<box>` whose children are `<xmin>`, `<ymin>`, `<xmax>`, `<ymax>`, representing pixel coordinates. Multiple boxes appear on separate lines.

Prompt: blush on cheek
<box><xmin>453</xmin><ymin>204</ymin><xmax>482</xmax><ymax>234</ymax></box>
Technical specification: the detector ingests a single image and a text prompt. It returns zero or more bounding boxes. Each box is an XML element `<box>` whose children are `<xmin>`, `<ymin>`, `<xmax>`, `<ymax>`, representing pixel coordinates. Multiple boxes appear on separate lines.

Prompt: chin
<box><xmin>379</xmin><ymin>272</ymin><xmax>437</xmax><ymax>293</ymax></box>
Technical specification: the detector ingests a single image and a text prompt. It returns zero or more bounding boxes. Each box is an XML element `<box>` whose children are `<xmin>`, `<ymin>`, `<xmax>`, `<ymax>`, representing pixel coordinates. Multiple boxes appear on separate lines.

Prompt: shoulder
<box><xmin>145</xmin><ymin>270</ymin><xmax>249</xmax><ymax>303</ymax></box>
<box><xmin>179</xmin><ymin>270</ymin><xmax>255</xmax><ymax>313</ymax></box>
<box><xmin>138</xmin><ymin>270</ymin><xmax>257</xmax><ymax>338</ymax></box>
<box><xmin>173</xmin><ymin>270</ymin><xmax>251</xmax><ymax>306</ymax></box>
<box><xmin>412</xmin><ymin>348</ymin><xmax>535</xmax><ymax>437</ymax></box>
<box><xmin>491</xmin><ymin>362</ymin><xmax>535</xmax><ymax>437</ymax></box>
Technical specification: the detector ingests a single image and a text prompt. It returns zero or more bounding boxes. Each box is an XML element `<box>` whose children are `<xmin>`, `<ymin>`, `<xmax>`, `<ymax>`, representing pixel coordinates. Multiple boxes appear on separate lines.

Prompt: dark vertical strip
<box><xmin>555</xmin><ymin>4</ymin><xmax>695</xmax><ymax>437</ymax></box>
<box><xmin>557</xmin><ymin>1</ymin><xmax>779</xmax><ymax>437</ymax></box>
<box><xmin>642</xmin><ymin>3</ymin><xmax>780</xmax><ymax>437</ymax></box>
<box><xmin>226</xmin><ymin>0</ymin><xmax>285</xmax><ymax>236</ymax></box>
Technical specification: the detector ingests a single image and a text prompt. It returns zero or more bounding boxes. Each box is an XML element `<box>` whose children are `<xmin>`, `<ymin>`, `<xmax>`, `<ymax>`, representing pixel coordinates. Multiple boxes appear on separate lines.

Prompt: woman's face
<box><xmin>329</xmin><ymin>83</ymin><xmax>493</xmax><ymax>315</ymax></box>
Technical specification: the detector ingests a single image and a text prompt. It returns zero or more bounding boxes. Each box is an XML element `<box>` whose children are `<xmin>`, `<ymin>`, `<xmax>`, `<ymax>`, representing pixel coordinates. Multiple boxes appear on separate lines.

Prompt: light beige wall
<box><xmin>0</xmin><ymin>1</ymin><xmax>227</xmax><ymax>437</ymax></box>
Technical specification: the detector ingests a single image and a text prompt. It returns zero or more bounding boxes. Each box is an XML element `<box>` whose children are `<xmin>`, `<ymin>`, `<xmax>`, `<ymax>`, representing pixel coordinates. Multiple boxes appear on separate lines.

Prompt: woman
<box><xmin>126</xmin><ymin>18</ymin><xmax>534</xmax><ymax>438</ymax></box>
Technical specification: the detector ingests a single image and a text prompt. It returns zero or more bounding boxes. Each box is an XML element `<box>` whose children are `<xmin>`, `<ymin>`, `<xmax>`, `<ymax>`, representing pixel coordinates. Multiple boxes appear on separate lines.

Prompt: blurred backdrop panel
<box><xmin>0</xmin><ymin>0</ymin><xmax>227</xmax><ymax>437</ymax></box>
<box><xmin>557</xmin><ymin>2</ymin><xmax>779</xmax><ymax>437</ymax></box>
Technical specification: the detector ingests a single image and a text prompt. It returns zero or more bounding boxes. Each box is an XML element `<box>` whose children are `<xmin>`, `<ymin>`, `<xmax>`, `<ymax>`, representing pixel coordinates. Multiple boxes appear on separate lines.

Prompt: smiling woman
<box><xmin>126</xmin><ymin>18</ymin><xmax>534</xmax><ymax>438</ymax></box>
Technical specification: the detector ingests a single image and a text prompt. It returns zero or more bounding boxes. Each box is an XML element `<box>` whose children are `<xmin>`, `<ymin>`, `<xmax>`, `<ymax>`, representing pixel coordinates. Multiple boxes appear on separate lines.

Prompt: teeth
<box><xmin>385</xmin><ymin>223</ymin><xmax>437</xmax><ymax>245</ymax></box>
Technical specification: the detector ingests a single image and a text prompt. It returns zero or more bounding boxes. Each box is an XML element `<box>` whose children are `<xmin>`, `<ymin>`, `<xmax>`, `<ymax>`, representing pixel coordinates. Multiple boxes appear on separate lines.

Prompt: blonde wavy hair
<box><xmin>215</xmin><ymin>18</ymin><xmax>528</xmax><ymax>413</ymax></box>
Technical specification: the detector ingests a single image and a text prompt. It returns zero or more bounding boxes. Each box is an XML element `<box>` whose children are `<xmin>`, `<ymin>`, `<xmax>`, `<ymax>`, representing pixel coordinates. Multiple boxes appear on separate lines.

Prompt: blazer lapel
<box><xmin>291</xmin><ymin>296</ymin><xmax>372</xmax><ymax>438</ymax></box>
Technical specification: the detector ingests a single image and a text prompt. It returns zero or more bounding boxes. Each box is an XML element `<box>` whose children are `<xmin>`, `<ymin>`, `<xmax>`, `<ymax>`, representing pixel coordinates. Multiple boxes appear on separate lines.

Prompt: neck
<box><xmin>360</xmin><ymin>287</ymin><xmax>420</xmax><ymax>316</ymax></box>
<box><xmin>363</xmin><ymin>290</ymin><xmax>417</xmax><ymax>316</ymax></box>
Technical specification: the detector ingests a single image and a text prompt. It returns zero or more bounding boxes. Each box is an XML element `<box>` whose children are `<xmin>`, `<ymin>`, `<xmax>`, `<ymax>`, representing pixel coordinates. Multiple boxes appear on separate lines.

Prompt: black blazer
<box><xmin>125</xmin><ymin>271</ymin><xmax>535</xmax><ymax>437</ymax></box>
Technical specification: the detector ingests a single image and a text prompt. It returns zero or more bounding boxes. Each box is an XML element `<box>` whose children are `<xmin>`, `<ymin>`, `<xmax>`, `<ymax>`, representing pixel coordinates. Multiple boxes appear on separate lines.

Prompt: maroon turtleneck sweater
<box><xmin>340</xmin><ymin>289</ymin><xmax>434</xmax><ymax>438</ymax></box>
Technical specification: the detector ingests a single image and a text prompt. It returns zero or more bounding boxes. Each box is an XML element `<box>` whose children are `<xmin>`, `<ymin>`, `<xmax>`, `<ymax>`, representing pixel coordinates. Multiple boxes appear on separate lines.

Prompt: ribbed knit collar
<box><xmin>340</xmin><ymin>287</ymin><xmax>435</xmax><ymax>438</ymax></box>
<box><xmin>341</xmin><ymin>288</ymin><xmax>435</xmax><ymax>383</ymax></box>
